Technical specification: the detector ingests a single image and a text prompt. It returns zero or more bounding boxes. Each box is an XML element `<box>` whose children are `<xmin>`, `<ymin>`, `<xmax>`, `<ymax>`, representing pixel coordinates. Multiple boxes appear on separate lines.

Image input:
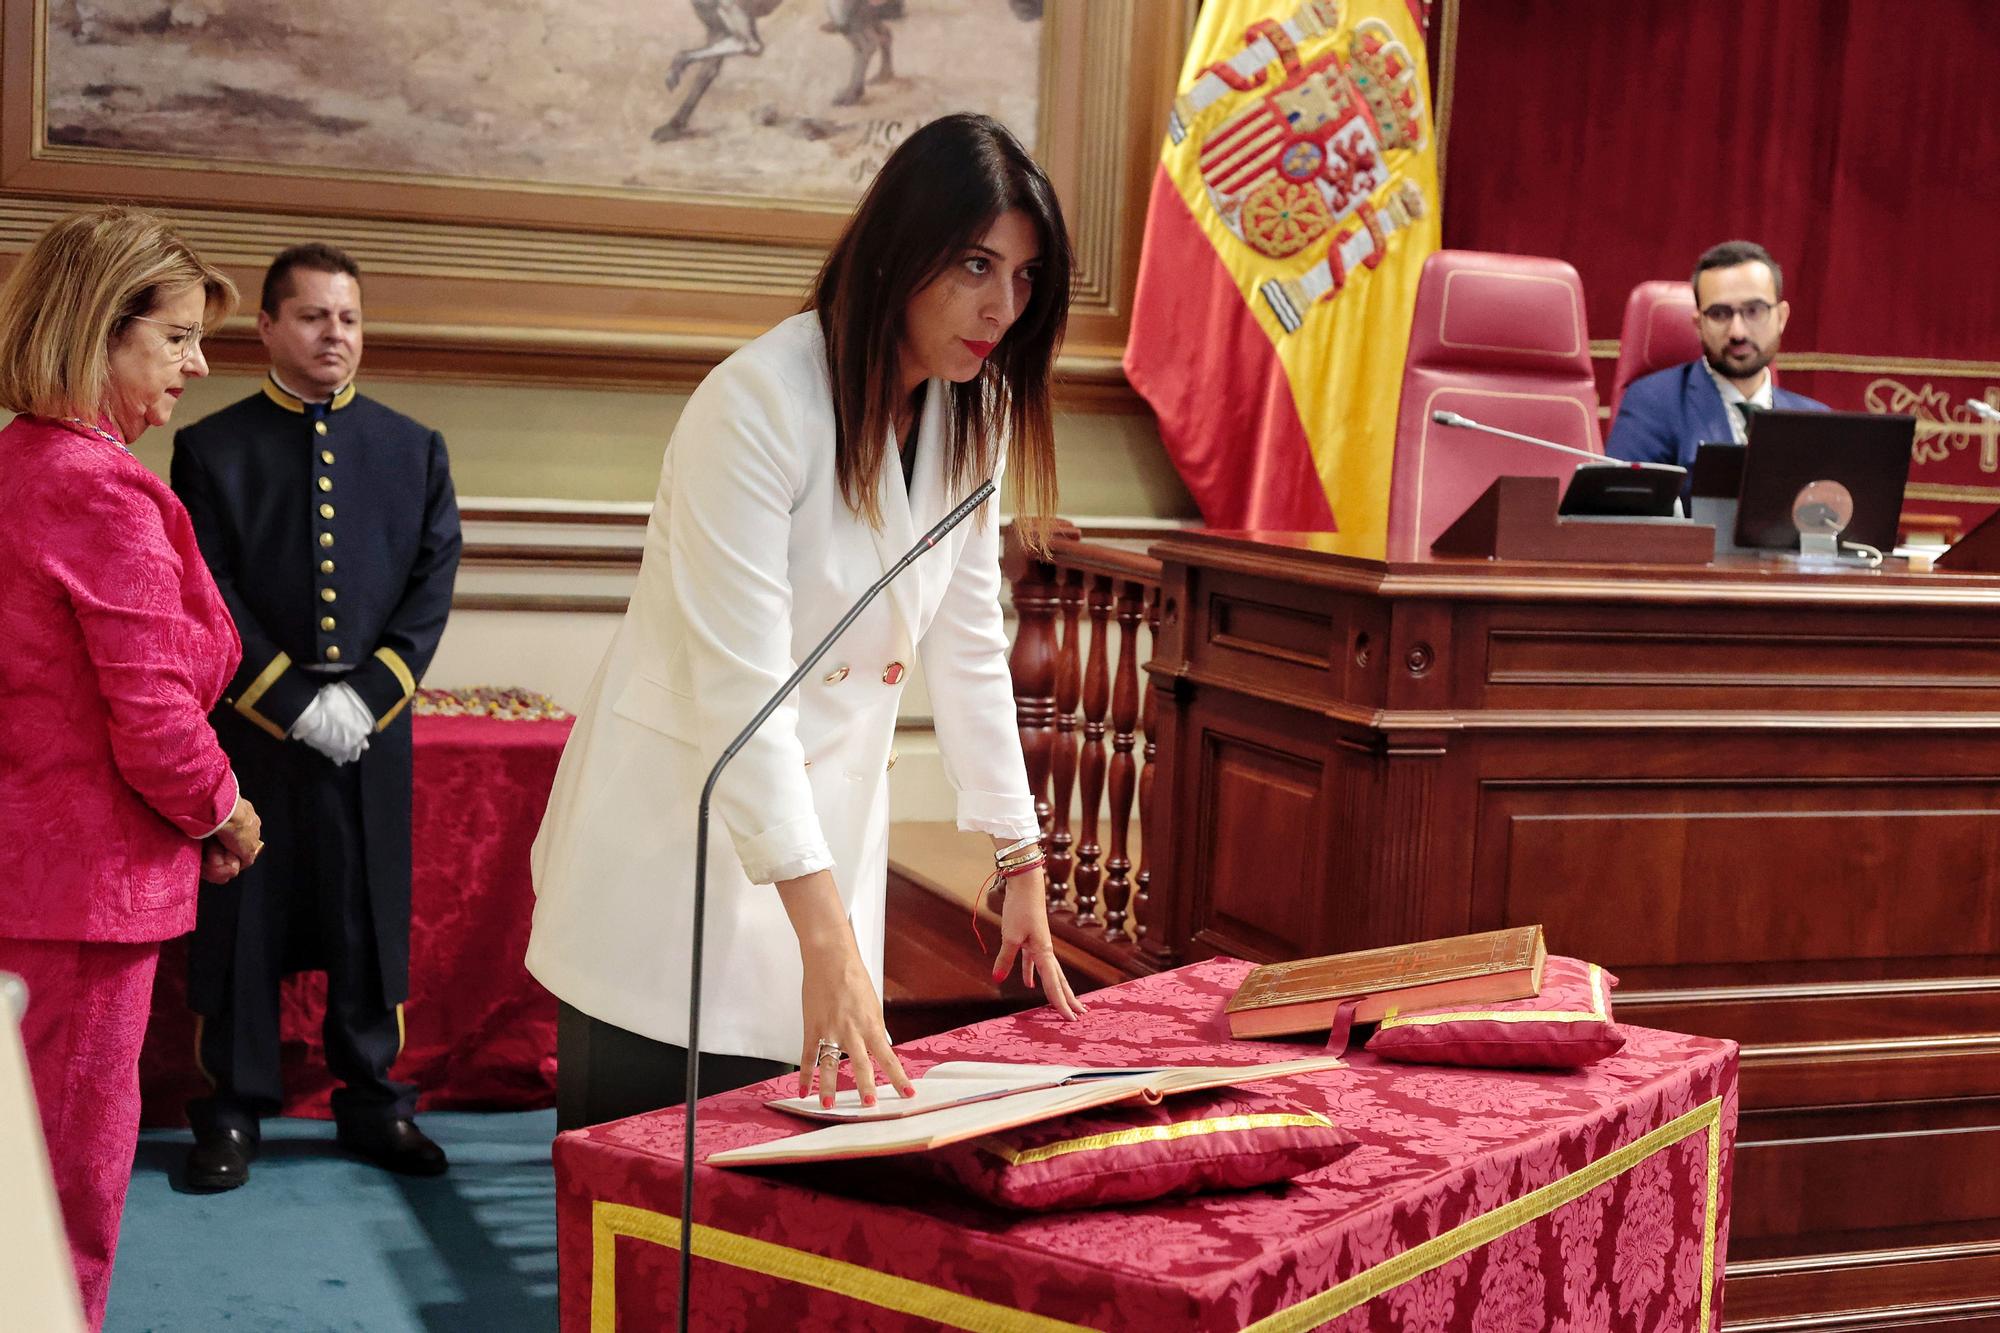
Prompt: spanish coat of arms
<box><xmin>1169</xmin><ymin>1</ymin><xmax>1431</xmax><ymax>333</ymax></box>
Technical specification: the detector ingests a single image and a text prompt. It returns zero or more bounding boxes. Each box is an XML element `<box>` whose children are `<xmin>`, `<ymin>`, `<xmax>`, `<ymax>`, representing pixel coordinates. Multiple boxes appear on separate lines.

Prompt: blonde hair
<box><xmin>0</xmin><ymin>206</ymin><xmax>237</xmax><ymax>420</ymax></box>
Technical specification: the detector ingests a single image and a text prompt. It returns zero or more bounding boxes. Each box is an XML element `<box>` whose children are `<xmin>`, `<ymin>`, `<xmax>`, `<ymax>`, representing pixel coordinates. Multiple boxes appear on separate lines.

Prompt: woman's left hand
<box><xmin>991</xmin><ymin>870</ymin><xmax>1087</xmax><ymax>1020</ymax></box>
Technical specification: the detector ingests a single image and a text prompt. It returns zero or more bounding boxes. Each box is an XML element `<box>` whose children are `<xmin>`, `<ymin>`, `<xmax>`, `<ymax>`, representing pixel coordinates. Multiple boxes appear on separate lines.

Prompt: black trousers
<box><xmin>189</xmin><ymin>763</ymin><xmax>411</xmax><ymax>1141</ymax></box>
<box><xmin>556</xmin><ymin>1002</ymin><xmax>792</xmax><ymax>1132</ymax></box>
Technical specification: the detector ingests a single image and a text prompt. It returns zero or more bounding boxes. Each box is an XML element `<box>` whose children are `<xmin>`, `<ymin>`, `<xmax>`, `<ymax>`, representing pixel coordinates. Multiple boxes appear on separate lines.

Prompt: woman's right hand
<box><xmin>776</xmin><ymin>869</ymin><xmax>913</xmax><ymax>1109</ymax></box>
<box><xmin>214</xmin><ymin>797</ymin><xmax>263</xmax><ymax>870</ymax></box>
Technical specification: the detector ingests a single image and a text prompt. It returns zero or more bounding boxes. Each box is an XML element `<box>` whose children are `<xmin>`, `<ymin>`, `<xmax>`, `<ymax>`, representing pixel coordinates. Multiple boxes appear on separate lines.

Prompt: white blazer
<box><xmin>527</xmin><ymin>313</ymin><xmax>1040</xmax><ymax>1063</ymax></box>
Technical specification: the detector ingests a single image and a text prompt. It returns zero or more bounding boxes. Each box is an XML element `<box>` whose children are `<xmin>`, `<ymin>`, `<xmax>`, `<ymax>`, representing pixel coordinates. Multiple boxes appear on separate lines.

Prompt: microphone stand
<box><xmin>676</xmin><ymin>478</ymin><xmax>996</xmax><ymax>1332</ymax></box>
<box><xmin>1430</xmin><ymin>409</ymin><xmax>1663</xmax><ymax>469</ymax></box>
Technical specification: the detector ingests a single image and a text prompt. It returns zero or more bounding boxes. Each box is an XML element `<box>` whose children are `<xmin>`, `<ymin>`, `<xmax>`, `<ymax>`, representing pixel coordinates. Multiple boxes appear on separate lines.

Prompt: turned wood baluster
<box><xmin>1072</xmin><ymin>575</ymin><xmax>1112</xmax><ymax>927</ymax></box>
<box><xmin>1133</xmin><ymin>585</ymin><xmax>1160</xmax><ymax>944</ymax></box>
<box><xmin>1102</xmin><ymin>578</ymin><xmax>1144</xmax><ymax>938</ymax></box>
<box><xmin>1046</xmin><ymin>569</ymin><xmax>1084</xmax><ymax>913</ymax></box>
<box><xmin>1006</xmin><ymin>555</ymin><xmax>1060</xmax><ymax>839</ymax></box>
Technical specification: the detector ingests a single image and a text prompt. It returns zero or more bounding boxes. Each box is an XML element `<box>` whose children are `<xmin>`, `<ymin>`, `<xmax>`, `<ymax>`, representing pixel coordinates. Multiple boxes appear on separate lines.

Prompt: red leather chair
<box><xmin>1607</xmin><ymin>279</ymin><xmax>1701</xmax><ymax>420</ymax></box>
<box><xmin>1385</xmin><ymin>250</ymin><xmax>1601</xmax><ymax>561</ymax></box>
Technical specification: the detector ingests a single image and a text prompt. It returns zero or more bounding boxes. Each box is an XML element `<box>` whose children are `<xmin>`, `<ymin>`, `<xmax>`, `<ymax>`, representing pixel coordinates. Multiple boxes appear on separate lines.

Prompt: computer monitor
<box><xmin>1732</xmin><ymin>410</ymin><xmax>1915</xmax><ymax>552</ymax></box>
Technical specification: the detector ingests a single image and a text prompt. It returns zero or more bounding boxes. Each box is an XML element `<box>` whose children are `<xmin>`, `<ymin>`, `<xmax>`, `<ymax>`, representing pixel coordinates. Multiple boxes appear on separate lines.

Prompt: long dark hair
<box><xmin>812</xmin><ymin>112</ymin><xmax>1071</xmax><ymax>549</ymax></box>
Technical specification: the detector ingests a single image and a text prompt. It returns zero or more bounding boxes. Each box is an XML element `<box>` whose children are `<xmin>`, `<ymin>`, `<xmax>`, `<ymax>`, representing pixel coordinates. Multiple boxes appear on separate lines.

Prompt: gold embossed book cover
<box><xmin>1225</xmin><ymin>927</ymin><xmax>1547</xmax><ymax>1039</ymax></box>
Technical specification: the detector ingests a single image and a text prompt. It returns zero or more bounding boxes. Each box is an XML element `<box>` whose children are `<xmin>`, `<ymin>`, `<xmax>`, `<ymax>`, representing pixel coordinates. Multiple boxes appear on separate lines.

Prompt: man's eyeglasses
<box><xmin>129</xmin><ymin>314</ymin><xmax>205</xmax><ymax>363</ymax></box>
<box><xmin>1699</xmin><ymin>300</ymin><xmax>1776</xmax><ymax>329</ymax></box>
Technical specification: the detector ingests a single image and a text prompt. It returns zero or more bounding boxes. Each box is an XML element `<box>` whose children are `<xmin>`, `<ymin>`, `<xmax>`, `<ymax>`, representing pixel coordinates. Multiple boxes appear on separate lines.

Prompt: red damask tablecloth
<box><xmin>137</xmin><ymin>713</ymin><xmax>570</xmax><ymax>1125</ymax></box>
<box><xmin>556</xmin><ymin>957</ymin><xmax>1738</xmax><ymax>1331</ymax></box>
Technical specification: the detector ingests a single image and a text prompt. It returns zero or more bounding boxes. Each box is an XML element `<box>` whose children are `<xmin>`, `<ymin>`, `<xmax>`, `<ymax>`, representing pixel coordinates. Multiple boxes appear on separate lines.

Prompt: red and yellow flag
<box><xmin>1124</xmin><ymin>0</ymin><xmax>1440</xmax><ymax>555</ymax></box>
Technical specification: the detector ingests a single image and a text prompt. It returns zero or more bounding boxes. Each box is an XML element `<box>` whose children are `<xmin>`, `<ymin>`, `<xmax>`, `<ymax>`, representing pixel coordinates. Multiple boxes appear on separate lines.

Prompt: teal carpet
<box><xmin>107</xmin><ymin>1110</ymin><xmax>559</xmax><ymax>1332</ymax></box>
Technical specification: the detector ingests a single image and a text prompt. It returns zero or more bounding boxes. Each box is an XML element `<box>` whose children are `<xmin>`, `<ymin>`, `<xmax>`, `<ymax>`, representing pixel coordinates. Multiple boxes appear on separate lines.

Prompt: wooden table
<box><xmin>1131</xmin><ymin>533</ymin><xmax>2000</xmax><ymax>1324</ymax></box>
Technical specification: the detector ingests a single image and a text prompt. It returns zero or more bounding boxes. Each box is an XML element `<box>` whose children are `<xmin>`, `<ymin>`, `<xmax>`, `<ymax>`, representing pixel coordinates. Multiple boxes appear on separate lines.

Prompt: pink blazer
<box><xmin>0</xmin><ymin>415</ymin><xmax>241</xmax><ymax>942</ymax></box>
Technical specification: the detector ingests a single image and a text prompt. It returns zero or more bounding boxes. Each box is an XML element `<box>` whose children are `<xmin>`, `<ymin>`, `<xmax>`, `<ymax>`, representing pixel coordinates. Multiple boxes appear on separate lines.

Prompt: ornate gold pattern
<box><xmin>1864</xmin><ymin>378</ymin><xmax>1999</xmax><ymax>472</ymax></box>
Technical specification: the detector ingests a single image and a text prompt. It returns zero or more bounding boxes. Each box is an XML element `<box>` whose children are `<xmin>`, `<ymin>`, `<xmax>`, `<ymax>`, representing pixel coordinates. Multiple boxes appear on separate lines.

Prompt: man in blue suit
<box><xmin>1608</xmin><ymin>239</ymin><xmax>1828</xmax><ymax>476</ymax></box>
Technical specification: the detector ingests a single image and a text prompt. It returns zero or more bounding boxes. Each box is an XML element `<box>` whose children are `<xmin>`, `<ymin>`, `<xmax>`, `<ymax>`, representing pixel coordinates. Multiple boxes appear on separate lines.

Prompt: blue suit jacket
<box><xmin>1606</xmin><ymin>360</ymin><xmax>1829</xmax><ymax>472</ymax></box>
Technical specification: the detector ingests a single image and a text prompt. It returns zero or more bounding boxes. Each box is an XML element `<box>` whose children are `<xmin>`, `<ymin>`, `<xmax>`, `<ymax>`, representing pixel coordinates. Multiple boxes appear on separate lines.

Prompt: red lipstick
<box><xmin>962</xmin><ymin>338</ymin><xmax>996</xmax><ymax>358</ymax></box>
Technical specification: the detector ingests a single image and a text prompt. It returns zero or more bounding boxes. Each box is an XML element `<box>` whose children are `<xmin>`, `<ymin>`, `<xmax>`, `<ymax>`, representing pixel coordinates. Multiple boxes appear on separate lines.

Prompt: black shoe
<box><xmin>185</xmin><ymin>1128</ymin><xmax>257</xmax><ymax>1192</ymax></box>
<box><xmin>336</xmin><ymin>1117</ymin><xmax>449</xmax><ymax>1177</ymax></box>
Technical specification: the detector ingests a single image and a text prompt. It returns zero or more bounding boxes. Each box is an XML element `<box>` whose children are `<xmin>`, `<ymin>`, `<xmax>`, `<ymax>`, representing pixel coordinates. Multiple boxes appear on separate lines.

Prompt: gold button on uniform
<box><xmin>314</xmin><ymin>421</ymin><xmax>328</xmax><ymax>436</ymax></box>
<box><xmin>320</xmin><ymin>616</ymin><xmax>336</xmax><ymax>631</ymax></box>
<box><xmin>886</xmin><ymin>750</ymin><xmax>899</xmax><ymax>770</ymax></box>
<box><xmin>319</xmin><ymin>503</ymin><xmax>334</xmax><ymax>519</ymax></box>
<box><xmin>822</xmin><ymin>665</ymin><xmax>849</xmax><ymax>684</ymax></box>
<box><xmin>320</xmin><ymin>532</ymin><xmax>334</xmax><ymax>548</ymax></box>
<box><xmin>320</xmin><ymin>559</ymin><xmax>334</xmax><ymax>573</ymax></box>
<box><xmin>320</xmin><ymin>588</ymin><xmax>337</xmax><ymax>603</ymax></box>
<box><xmin>318</xmin><ymin>477</ymin><xmax>332</xmax><ymax>492</ymax></box>
<box><xmin>321</xmin><ymin>450</ymin><xmax>334</xmax><ymax>465</ymax></box>
<box><xmin>325</xmin><ymin>646</ymin><xmax>341</xmax><ymax>662</ymax></box>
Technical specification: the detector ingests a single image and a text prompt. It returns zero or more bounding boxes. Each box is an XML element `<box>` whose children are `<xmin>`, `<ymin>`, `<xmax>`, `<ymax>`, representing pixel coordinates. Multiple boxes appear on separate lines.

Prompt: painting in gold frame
<box><xmin>1</xmin><ymin>0</ymin><xmax>1188</xmax><ymax>396</ymax></box>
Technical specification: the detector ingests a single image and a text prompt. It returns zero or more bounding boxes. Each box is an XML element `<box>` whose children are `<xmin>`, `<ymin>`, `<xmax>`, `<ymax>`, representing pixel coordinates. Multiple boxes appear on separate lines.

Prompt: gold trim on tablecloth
<box><xmin>587</xmin><ymin>1093</ymin><xmax>1725</xmax><ymax>1333</ymax></box>
<box><xmin>974</xmin><ymin>1111</ymin><xmax>1337</xmax><ymax>1167</ymax></box>
<box><xmin>589</xmin><ymin>1202</ymin><xmax>1093</xmax><ymax>1333</ymax></box>
<box><xmin>1241</xmin><ymin>1097</ymin><xmax>1725</xmax><ymax>1333</ymax></box>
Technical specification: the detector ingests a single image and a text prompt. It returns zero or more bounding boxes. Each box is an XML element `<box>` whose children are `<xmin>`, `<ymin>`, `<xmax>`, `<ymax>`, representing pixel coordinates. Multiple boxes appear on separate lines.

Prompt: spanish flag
<box><xmin>1124</xmin><ymin>0</ymin><xmax>1440</xmax><ymax>556</ymax></box>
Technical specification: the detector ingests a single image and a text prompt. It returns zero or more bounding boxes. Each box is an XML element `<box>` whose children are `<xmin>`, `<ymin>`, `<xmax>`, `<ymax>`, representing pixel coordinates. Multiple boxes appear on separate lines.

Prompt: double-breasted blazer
<box><xmin>528</xmin><ymin>313</ymin><xmax>1040</xmax><ymax>1063</ymax></box>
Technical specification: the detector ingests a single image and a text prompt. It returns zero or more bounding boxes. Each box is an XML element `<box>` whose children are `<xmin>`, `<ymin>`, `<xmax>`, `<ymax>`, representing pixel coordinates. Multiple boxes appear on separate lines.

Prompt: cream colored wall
<box><xmin>118</xmin><ymin>371</ymin><xmax>1194</xmax><ymax>517</ymax></box>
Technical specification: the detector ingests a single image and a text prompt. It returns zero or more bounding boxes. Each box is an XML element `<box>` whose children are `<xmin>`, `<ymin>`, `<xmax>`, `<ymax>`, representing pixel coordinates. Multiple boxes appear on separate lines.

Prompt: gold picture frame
<box><xmin>1</xmin><ymin>0</ymin><xmax>1189</xmax><ymax>400</ymax></box>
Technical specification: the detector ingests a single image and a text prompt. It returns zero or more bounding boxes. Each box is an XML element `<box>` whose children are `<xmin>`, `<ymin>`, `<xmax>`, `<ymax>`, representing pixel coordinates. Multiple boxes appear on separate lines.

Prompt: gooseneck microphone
<box><xmin>1430</xmin><ymin>409</ymin><xmax>1667</xmax><ymax>470</ymax></box>
<box><xmin>676</xmin><ymin>477</ymin><xmax>996</xmax><ymax>1332</ymax></box>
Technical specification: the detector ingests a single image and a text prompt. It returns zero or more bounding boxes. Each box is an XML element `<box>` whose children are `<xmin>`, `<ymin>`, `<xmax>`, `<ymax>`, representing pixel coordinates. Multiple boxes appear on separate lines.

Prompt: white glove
<box><xmin>320</xmin><ymin>682</ymin><xmax>376</xmax><ymax>764</ymax></box>
<box><xmin>288</xmin><ymin>684</ymin><xmax>371</xmax><ymax>765</ymax></box>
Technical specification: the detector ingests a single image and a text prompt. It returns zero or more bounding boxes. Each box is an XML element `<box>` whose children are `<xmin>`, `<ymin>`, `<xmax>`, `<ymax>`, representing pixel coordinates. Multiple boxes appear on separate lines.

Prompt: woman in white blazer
<box><xmin>528</xmin><ymin>114</ymin><xmax>1085</xmax><ymax>1128</ymax></box>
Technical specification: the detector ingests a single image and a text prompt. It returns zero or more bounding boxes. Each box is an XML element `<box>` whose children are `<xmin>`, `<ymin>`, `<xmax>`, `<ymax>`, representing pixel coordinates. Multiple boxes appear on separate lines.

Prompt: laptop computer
<box><xmin>1732</xmin><ymin>410</ymin><xmax>1915</xmax><ymax>552</ymax></box>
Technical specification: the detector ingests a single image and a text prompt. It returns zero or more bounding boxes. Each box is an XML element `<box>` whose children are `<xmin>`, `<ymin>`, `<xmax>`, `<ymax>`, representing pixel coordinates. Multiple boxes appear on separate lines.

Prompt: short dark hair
<box><xmin>811</xmin><ymin>112</ymin><xmax>1071</xmax><ymax>548</ymax></box>
<box><xmin>1692</xmin><ymin>240</ymin><xmax>1782</xmax><ymax>303</ymax></box>
<box><xmin>260</xmin><ymin>242</ymin><xmax>361</xmax><ymax>316</ymax></box>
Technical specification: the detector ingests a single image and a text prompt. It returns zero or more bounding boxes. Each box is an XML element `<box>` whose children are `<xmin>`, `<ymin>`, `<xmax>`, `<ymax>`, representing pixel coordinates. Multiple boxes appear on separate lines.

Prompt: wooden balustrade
<box><xmin>1003</xmin><ymin>524</ymin><xmax>1164</xmax><ymax>975</ymax></box>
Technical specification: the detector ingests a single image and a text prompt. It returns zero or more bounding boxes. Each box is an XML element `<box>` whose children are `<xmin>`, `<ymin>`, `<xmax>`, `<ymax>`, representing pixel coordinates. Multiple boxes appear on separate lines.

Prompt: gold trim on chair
<box><xmin>232</xmin><ymin>652</ymin><xmax>294</xmax><ymax>740</ymax></box>
<box><xmin>584</xmin><ymin>1094</ymin><xmax>1725</xmax><ymax>1333</ymax></box>
<box><xmin>373</xmin><ymin>648</ymin><xmax>417</xmax><ymax>730</ymax></box>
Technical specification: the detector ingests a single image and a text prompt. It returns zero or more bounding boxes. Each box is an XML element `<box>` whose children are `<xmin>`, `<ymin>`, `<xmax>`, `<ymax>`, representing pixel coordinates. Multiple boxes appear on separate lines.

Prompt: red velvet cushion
<box><xmin>898</xmin><ymin>1089</ymin><xmax>1357</xmax><ymax>1212</ymax></box>
<box><xmin>1364</xmin><ymin>956</ymin><xmax>1624</xmax><ymax>1069</ymax></box>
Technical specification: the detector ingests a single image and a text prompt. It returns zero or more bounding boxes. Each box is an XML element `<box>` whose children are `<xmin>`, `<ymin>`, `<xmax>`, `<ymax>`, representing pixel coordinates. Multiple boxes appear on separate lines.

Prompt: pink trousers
<box><xmin>0</xmin><ymin>936</ymin><xmax>160</xmax><ymax>1332</ymax></box>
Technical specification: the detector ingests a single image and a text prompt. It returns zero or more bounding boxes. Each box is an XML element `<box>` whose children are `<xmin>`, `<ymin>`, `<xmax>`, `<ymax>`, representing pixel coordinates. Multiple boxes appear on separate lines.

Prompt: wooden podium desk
<box><xmin>1135</xmin><ymin>532</ymin><xmax>2000</xmax><ymax>1326</ymax></box>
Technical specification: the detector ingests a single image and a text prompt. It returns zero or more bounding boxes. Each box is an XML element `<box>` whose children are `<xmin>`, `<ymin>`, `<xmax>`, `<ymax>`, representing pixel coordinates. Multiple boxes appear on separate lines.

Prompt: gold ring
<box><xmin>814</xmin><ymin>1037</ymin><xmax>844</xmax><ymax>1066</ymax></box>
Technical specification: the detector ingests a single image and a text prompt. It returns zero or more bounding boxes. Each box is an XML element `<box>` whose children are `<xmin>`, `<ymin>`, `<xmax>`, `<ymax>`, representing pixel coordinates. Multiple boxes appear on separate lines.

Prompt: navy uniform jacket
<box><xmin>1608</xmin><ymin>358</ymin><xmax>1830</xmax><ymax>473</ymax></box>
<box><xmin>171</xmin><ymin>379</ymin><xmax>461</xmax><ymax>1010</ymax></box>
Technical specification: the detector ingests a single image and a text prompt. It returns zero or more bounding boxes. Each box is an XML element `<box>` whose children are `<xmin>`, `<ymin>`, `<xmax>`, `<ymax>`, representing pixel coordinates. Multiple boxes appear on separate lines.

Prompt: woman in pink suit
<box><xmin>0</xmin><ymin>207</ymin><xmax>264</xmax><ymax>1329</ymax></box>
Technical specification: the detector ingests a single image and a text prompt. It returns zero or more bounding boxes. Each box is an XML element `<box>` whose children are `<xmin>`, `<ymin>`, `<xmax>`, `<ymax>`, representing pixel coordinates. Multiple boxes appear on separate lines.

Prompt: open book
<box><xmin>707</xmin><ymin>1056</ymin><xmax>1345</xmax><ymax>1168</ymax></box>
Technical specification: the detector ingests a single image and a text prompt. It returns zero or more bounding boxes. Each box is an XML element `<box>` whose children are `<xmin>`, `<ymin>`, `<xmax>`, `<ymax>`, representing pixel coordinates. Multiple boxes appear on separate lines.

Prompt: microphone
<box><xmin>1965</xmin><ymin>399</ymin><xmax>2000</xmax><ymax>424</ymax></box>
<box><xmin>1430</xmin><ymin>409</ymin><xmax>1678</xmax><ymax>472</ymax></box>
<box><xmin>676</xmin><ymin>477</ymin><xmax>997</xmax><ymax>1332</ymax></box>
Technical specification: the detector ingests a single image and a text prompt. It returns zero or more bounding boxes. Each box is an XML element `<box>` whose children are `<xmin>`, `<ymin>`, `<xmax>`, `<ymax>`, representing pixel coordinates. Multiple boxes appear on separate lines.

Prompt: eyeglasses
<box><xmin>1698</xmin><ymin>300</ymin><xmax>1776</xmax><ymax>329</ymax></box>
<box><xmin>129</xmin><ymin>314</ymin><xmax>205</xmax><ymax>363</ymax></box>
